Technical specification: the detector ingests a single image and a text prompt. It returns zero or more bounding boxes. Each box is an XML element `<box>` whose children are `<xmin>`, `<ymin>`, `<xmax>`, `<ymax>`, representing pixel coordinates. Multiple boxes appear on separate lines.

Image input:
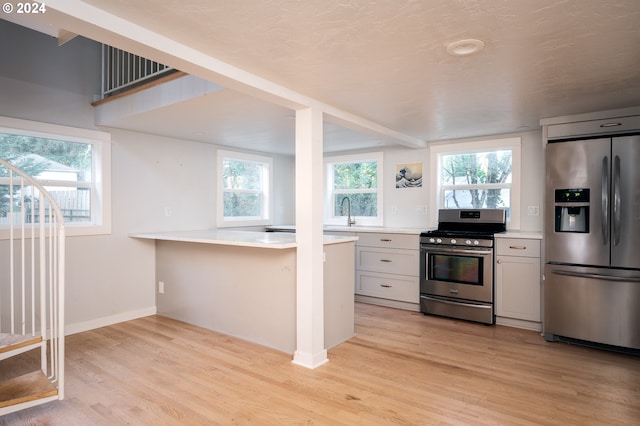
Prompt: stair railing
<box><xmin>0</xmin><ymin>158</ymin><xmax>65</xmax><ymax>400</ymax></box>
<box><xmin>101</xmin><ymin>44</ymin><xmax>175</xmax><ymax>99</ymax></box>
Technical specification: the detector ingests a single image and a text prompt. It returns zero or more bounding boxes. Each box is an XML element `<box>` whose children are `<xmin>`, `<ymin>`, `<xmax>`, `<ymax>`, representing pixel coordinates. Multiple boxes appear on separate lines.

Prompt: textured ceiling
<box><xmin>8</xmin><ymin>0</ymin><xmax>640</xmax><ymax>153</ymax></box>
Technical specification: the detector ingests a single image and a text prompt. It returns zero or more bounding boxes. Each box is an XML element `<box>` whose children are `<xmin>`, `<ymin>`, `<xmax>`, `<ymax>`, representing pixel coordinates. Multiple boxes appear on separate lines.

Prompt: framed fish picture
<box><xmin>395</xmin><ymin>162</ymin><xmax>423</xmax><ymax>188</ymax></box>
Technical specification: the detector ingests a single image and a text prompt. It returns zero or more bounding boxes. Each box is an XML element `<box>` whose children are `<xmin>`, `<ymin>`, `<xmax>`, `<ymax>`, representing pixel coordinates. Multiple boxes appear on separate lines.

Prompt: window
<box><xmin>324</xmin><ymin>152</ymin><xmax>383</xmax><ymax>226</ymax></box>
<box><xmin>217</xmin><ymin>149</ymin><xmax>272</xmax><ymax>227</ymax></box>
<box><xmin>429</xmin><ymin>137</ymin><xmax>521</xmax><ymax>228</ymax></box>
<box><xmin>0</xmin><ymin>116</ymin><xmax>111</xmax><ymax>237</ymax></box>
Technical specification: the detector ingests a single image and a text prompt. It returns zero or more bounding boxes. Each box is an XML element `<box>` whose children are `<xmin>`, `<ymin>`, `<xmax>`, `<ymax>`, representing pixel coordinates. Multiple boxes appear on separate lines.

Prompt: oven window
<box><xmin>429</xmin><ymin>253</ymin><xmax>483</xmax><ymax>285</ymax></box>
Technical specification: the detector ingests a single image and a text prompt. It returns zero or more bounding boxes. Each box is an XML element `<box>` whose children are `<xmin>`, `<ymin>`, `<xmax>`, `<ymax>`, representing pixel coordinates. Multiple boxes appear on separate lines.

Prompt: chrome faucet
<box><xmin>340</xmin><ymin>196</ymin><xmax>356</xmax><ymax>227</ymax></box>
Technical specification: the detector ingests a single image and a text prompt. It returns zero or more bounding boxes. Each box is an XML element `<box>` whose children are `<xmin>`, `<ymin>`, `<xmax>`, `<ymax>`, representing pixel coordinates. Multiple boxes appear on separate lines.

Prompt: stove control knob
<box><xmin>436</xmin><ymin>238</ymin><xmax>442</xmax><ymax>244</ymax></box>
<box><xmin>474</xmin><ymin>240</ymin><xmax>480</xmax><ymax>246</ymax></box>
<box><xmin>429</xmin><ymin>238</ymin><xmax>436</xmax><ymax>243</ymax></box>
<box><xmin>450</xmin><ymin>239</ymin><xmax>457</xmax><ymax>244</ymax></box>
<box><xmin>465</xmin><ymin>239</ymin><xmax>472</xmax><ymax>245</ymax></box>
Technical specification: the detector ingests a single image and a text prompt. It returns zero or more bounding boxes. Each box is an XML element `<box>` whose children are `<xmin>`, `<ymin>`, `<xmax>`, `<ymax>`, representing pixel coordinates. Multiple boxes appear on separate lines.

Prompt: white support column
<box><xmin>292</xmin><ymin>107</ymin><xmax>328</xmax><ymax>369</ymax></box>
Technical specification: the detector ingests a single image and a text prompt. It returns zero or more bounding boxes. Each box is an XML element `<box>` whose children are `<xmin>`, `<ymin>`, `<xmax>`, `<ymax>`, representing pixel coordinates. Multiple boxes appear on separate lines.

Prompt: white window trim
<box><xmin>0</xmin><ymin>116</ymin><xmax>111</xmax><ymax>238</ymax></box>
<box><xmin>429</xmin><ymin>137</ymin><xmax>521</xmax><ymax>229</ymax></box>
<box><xmin>324</xmin><ymin>152</ymin><xmax>384</xmax><ymax>227</ymax></box>
<box><xmin>216</xmin><ymin>149</ymin><xmax>273</xmax><ymax>228</ymax></box>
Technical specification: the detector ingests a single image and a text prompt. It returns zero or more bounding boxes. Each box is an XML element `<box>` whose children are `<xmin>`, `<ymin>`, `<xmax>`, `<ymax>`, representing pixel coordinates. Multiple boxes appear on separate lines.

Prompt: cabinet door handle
<box><xmin>509</xmin><ymin>246</ymin><xmax>527</xmax><ymax>250</ymax></box>
<box><xmin>380</xmin><ymin>284</ymin><xmax>392</xmax><ymax>288</ymax></box>
<box><xmin>380</xmin><ymin>238</ymin><xmax>392</xmax><ymax>242</ymax></box>
<box><xmin>497</xmin><ymin>259</ymin><xmax>502</xmax><ymax>264</ymax></box>
<box><xmin>380</xmin><ymin>259</ymin><xmax>392</xmax><ymax>262</ymax></box>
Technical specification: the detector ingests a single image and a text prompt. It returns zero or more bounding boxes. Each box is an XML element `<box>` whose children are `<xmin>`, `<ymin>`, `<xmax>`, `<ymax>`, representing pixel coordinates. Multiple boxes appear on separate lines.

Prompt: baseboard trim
<box><xmin>292</xmin><ymin>349</ymin><xmax>329</xmax><ymax>369</ymax></box>
<box><xmin>65</xmin><ymin>306</ymin><xmax>157</xmax><ymax>336</ymax></box>
<box><xmin>495</xmin><ymin>316</ymin><xmax>542</xmax><ymax>332</ymax></box>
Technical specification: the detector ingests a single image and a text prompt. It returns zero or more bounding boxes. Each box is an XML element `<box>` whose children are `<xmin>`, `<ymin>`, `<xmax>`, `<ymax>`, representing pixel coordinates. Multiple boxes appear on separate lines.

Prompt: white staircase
<box><xmin>0</xmin><ymin>158</ymin><xmax>65</xmax><ymax>415</ymax></box>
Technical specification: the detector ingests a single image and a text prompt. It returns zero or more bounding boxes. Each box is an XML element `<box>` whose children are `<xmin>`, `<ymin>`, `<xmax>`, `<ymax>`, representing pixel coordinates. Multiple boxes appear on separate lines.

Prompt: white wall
<box><xmin>516</xmin><ymin>130</ymin><xmax>544</xmax><ymax>232</ymax></box>
<box><xmin>111</xmin><ymin>129</ymin><xmax>218</xmax><ymax>233</ymax></box>
<box><xmin>381</xmin><ymin>146</ymin><xmax>430</xmax><ymax>229</ymax></box>
<box><xmin>273</xmin><ymin>154</ymin><xmax>296</xmax><ymax>225</ymax></box>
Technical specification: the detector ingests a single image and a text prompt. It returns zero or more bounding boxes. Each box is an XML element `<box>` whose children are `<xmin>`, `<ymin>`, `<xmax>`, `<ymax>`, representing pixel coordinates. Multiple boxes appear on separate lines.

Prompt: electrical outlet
<box><xmin>164</xmin><ymin>207</ymin><xmax>172</xmax><ymax>217</ymax></box>
<box><xmin>158</xmin><ymin>281</ymin><xmax>165</xmax><ymax>294</ymax></box>
<box><xmin>527</xmin><ymin>205</ymin><xmax>540</xmax><ymax>216</ymax></box>
<box><xmin>391</xmin><ymin>205</ymin><xmax>398</xmax><ymax>214</ymax></box>
<box><xmin>416</xmin><ymin>206</ymin><xmax>428</xmax><ymax>214</ymax></box>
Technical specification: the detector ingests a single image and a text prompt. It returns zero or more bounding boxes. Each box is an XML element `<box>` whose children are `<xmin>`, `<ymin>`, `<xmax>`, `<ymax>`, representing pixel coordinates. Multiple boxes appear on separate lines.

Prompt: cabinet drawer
<box><xmin>496</xmin><ymin>238</ymin><xmax>540</xmax><ymax>257</ymax></box>
<box><xmin>356</xmin><ymin>233</ymin><xmax>419</xmax><ymax>250</ymax></box>
<box><xmin>356</xmin><ymin>247</ymin><xmax>419</xmax><ymax>276</ymax></box>
<box><xmin>356</xmin><ymin>271</ymin><xmax>419</xmax><ymax>303</ymax></box>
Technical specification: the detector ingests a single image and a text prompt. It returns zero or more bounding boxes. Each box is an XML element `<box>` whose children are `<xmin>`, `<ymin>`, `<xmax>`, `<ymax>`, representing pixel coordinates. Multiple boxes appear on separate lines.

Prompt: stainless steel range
<box><xmin>420</xmin><ymin>209</ymin><xmax>506</xmax><ymax>324</ymax></box>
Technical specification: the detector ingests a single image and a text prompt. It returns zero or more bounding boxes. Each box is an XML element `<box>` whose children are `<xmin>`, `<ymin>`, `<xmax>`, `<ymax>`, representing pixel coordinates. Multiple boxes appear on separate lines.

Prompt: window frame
<box><xmin>216</xmin><ymin>149</ymin><xmax>273</xmax><ymax>228</ymax></box>
<box><xmin>0</xmin><ymin>116</ymin><xmax>111</xmax><ymax>238</ymax></box>
<box><xmin>429</xmin><ymin>137</ymin><xmax>521</xmax><ymax>229</ymax></box>
<box><xmin>324</xmin><ymin>152</ymin><xmax>384</xmax><ymax>227</ymax></box>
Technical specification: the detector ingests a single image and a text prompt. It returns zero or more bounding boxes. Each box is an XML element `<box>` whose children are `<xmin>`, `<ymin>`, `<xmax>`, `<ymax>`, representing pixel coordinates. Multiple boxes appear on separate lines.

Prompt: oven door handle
<box><xmin>421</xmin><ymin>247</ymin><xmax>492</xmax><ymax>256</ymax></box>
<box><xmin>420</xmin><ymin>295</ymin><xmax>492</xmax><ymax>309</ymax></box>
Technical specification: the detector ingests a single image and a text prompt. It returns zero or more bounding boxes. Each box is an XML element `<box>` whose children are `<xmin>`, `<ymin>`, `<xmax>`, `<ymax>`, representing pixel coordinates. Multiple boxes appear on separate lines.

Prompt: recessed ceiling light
<box><xmin>446</xmin><ymin>39</ymin><xmax>485</xmax><ymax>56</ymax></box>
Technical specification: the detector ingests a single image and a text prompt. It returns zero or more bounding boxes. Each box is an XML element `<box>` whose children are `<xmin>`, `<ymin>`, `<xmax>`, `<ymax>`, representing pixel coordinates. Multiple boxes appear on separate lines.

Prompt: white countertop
<box><xmin>267</xmin><ymin>225</ymin><xmax>425</xmax><ymax>235</ymax></box>
<box><xmin>129</xmin><ymin>229</ymin><xmax>358</xmax><ymax>249</ymax></box>
<box><xmin>495</xmin><ymin>231</ymin><xmax>543</xmax><ymax>240</ymax></box>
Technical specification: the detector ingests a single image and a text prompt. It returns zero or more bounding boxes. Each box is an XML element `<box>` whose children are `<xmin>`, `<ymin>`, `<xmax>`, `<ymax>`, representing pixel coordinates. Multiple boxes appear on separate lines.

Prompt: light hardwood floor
<box><xmin>1</xmin><ymin>302</ymin><xmax>638</xmax><ymax>425</ymax></box>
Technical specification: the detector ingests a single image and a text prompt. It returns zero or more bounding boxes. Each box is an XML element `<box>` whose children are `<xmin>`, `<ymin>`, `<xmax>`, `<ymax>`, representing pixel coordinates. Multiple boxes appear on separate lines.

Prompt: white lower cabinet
<box><xmin>355</xmin><ymin>232</ymin><xmax>420</xmax><ymax>311</ymax></box>
<box><xmin>356</xmin><ymin>271</ymin><xmax>418</xmax><ymax>302</ymax></box>
<box><xmin>495</xmin><ymin>237</ymin><xmax>542</xmax><ymax>330</ymax></box>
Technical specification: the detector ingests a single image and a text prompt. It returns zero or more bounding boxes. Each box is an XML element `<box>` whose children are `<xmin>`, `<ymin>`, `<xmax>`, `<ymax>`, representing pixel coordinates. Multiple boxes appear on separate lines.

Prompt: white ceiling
<box><xmin>8</xmin><ymin>0</ymin><xmax>640</xmax><ymax>155</ymax></box>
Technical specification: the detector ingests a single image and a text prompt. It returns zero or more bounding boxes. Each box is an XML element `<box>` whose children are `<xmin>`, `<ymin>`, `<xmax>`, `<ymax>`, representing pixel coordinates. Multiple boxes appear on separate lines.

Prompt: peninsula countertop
<box><xmin>129</xmin><ymin>229</ymin><xmax>358</xmax><ymax>249</ymax></box>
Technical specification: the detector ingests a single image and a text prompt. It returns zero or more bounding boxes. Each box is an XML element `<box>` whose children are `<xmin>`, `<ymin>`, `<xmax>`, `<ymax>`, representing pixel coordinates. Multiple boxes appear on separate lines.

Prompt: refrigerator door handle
<box><xmin>550</xmin><ymin>269</ymin><xmax>640</xmax><ymax>282</ymax></box>
<box><xmin>613</xmin><ymin>155</ymin><xmax>621</xmax><ymax>246</ymax></box>
<box><xmin>601</xmin><ymin>156</ymin><xmax>609</xmax><ymax>245</ymax></box>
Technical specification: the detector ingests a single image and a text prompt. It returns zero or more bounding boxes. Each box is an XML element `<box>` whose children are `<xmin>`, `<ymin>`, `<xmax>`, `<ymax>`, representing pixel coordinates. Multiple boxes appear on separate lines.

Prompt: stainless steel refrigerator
<box><xmin>544</xmin><ymin>135</ymin><xmax>640</xmax><ymax>350</ymax></box>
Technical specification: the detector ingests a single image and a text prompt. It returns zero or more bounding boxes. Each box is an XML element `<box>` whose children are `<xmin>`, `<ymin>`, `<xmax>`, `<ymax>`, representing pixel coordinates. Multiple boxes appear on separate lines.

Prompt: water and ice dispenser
<box><xmin>554</xmin><ymin>189</ymin><xmax>590</xmax><ymax>233</ymax></box>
